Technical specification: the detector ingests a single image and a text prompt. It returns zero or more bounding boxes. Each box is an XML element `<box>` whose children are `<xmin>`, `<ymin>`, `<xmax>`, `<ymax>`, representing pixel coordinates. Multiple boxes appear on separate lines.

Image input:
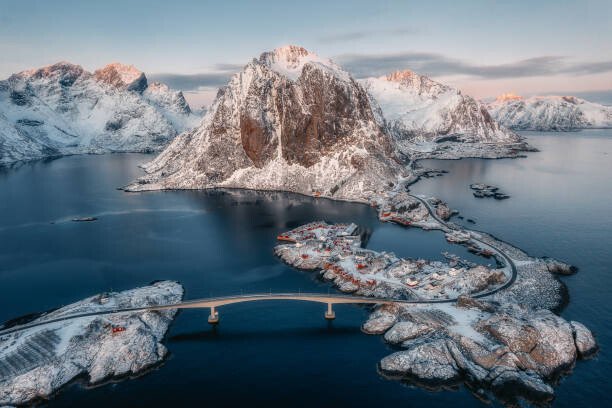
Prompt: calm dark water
<box><xmin>0</xmin><ymin>129</ymin><xmax>610</xmax><ymax>406</ymax></box>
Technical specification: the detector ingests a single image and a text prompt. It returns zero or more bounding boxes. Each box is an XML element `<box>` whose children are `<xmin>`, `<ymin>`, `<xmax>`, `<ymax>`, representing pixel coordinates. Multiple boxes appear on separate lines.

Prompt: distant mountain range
<box><xmin>0</xmin><ymin>62</ymin><xmax>199</xmax><ymax>165</ymax></box>
<box><xmin>4</xmin><ymin>45</ymin><xmax>607</xmax><ymax>201</ymax></box>
<box><xmin>486</xmin><ymin>93</ymin><xmax>612</xmax><ymax>131</ymax></box>
<box><xmin>362</xmin><ymin>70</ymin><xmax>518</xmax><ymax>144</ymax></box>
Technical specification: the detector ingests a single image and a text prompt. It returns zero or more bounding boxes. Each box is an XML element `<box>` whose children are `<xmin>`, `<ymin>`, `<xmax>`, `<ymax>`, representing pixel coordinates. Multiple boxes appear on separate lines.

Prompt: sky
<box><xmin>1</xmin><ymin>0</ymin><xmax>611</xmax><ymax>108</ymax></box>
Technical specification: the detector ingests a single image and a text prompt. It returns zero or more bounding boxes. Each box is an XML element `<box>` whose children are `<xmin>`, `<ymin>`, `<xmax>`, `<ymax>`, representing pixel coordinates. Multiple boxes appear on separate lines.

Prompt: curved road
<box><xmin>0</xmin><ymin>194</ymin><xmax>518</xmax><ymax>337</ymax></box>
<box><xmin>408</xmin><ymin>193</ymin><xmax>518</xmax><ymax>297</ymax></box>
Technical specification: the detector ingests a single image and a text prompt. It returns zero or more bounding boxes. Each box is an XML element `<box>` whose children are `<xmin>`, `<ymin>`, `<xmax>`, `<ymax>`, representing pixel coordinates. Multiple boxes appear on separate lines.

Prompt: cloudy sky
<box><xmin>2</xmin><ymin>0</ymin><xmax>611</xmax><ymax>108</ymax></box>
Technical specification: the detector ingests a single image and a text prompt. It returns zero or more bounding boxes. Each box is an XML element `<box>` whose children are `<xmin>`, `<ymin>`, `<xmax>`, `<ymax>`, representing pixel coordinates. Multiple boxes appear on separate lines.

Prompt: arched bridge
<box><xmin>156</xmin><ymin>293</ymin><xmax>404</xmax><ymax>323</ymax></box>
<box><xmin>0</xmin><ymin>293</ymin><xmax>411</xmax><ymax>336</ymax></box>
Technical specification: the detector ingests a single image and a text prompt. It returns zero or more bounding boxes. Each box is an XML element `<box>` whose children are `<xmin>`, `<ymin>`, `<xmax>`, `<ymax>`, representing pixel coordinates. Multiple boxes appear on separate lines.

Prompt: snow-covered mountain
<box><xmin>0</xmin><ymin>62</ymin><xmax>200</xmax><ymax>165</ymax></box>
<box><xmin>127</xmin><ymin>46</ymin><xmax>405</xmax><ymax>201</ymax></box>
<box><xmin>361</xmin><ymin>70</ymin><xmax>521</xmax><ymax>154</ymax></box>
<box><xmin>486</xmin><ymin>93</ymin><xmax>612</xmax><ymax>131</ymax></box>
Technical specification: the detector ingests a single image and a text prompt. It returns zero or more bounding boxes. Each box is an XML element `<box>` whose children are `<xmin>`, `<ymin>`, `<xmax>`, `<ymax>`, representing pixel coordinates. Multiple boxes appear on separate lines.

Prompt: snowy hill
<box><xmin>361</xmin><ymin>70</ymin><xmax>523</xmax><ymax>157</ymax></box>
<box><xmin>486</xmin><ymin>93</ymin><xmax>612</xmax><ymax>131</ymax></box>
<box><xmin>126</xmin><ymin>46</ymin><xmax>405</xmax><ymax>201</ymax></box>
<box><xmin>0</xmin><ymin>62</ymin><xmax>200</xmax><ymax>165</ymax></box>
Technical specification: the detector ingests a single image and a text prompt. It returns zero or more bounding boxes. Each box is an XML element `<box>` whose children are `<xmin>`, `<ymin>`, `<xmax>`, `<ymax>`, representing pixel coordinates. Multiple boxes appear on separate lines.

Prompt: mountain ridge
<box><xmin>486</xmin><ymin>94</ymin><xmax>612</xmax><ymax>131</ymax></box>
<box><xmin>0</xmin><ymin>61</ymin><xmax>200</xmax><ymax>165</ymax></box>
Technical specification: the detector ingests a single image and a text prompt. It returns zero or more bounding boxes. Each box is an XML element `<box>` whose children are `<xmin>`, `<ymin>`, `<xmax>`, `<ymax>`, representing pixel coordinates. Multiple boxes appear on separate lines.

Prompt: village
<box><xmin>274</xmin><ymin>221</ymin><xmax>508</xmax><ymax>301</ymax></box>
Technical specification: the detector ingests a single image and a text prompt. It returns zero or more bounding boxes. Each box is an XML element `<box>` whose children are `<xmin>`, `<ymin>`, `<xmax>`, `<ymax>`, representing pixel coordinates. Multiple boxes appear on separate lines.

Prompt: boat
<box><xmin>72</xmin><ymin>216</ymin><xmax>97</xmax><ymax>222</ymax></box>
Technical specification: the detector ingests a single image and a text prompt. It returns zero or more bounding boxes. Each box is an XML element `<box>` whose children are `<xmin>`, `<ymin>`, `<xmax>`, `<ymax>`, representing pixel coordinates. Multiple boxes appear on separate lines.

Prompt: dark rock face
<box><xmin>544</xmin><ymin>258</ymin><xmax>576</xmax><ymax>275</ymax></box>
<box><xmin>239</xmin><ymin>113</ymin><xmax>275</xmax><ymax>167</ymax></box>
<box><xmin>276</xmin><ymin>65</ymin><xmax>389</xmax><ymax>167</ymax></box>
<box><xmin>234</xmin><ymin>56</ymin><xmax>391</xmax><ymax>170</ymax></box>
<box><xmin>15</xmin><ymin>119</ymin><xmax>44</xmax><ymax>126</ymax></box>
<box><xmin>9</xmin><ymin>90</ymin><xmax>29</xmax><ymax>106</ymax></box>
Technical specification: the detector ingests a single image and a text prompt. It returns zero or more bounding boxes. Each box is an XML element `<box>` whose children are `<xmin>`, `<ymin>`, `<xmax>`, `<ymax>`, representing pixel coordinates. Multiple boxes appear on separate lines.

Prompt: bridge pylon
<box><xmin>208</xmin><ymin>307</ymin><xmax>219</xmax><ymax>324</ymax></box>
<box><xmin>324</xmin><ymin>303</ymin><xmax>335</xmax><ymax>320</ymax></box>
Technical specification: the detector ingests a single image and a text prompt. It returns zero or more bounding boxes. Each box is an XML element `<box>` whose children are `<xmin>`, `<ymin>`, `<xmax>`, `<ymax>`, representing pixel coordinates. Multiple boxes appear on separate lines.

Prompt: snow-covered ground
<box><xmin>0</xmin><ymin>281</ymin><xmax>183</xmax><ymax>406</ymax></box>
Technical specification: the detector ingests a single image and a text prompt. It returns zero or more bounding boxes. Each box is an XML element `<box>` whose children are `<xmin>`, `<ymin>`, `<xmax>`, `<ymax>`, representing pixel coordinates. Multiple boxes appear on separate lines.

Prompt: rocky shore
<box><xmin>0</xmin><ymin>281</ymin><xmax>183</xmax><ymax>406</ymax></box>
<box><xmin>274</xmin><ymin>194</ymin><xmax>597</xmax><ymax>404</ymax></box>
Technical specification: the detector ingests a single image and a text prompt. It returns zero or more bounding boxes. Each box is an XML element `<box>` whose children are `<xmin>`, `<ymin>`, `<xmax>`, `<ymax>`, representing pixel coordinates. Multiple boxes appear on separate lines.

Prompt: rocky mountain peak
<box><xmin>1</xmin><ymin>60</ymin><xmax>200</xmax><ymax>166</ymax></box>
<box><xmin>144</xmin><ymin>82</ymin><xmax>193</xmax><ymax>115</ymax></box>
<box><xmin>127</xmin><ymin>46</ymin><xmax>403</xmax><ymax>200</ymax></box>
<box><xmin>561</xmin><ymin>96</ymin><xmax>579</xmax><ymax>104</ymax></box>
<box><xmin>383</xmin><ymin>69</ymin><xmax>451</xmax><ymax>96</ymax></box>
<box><xmin>361</xmin><ymin>68</ymin><xmax>521</xmax><ymax>147</ymax></box>
<box><xmin>94</xmin><ymin>63</ymin><xmax>148</xmax><ymax>93</ymax></box>
<box><xmin>264</xmin><ymin>45</ymin><xmax>311</xmax><ymax>65</ymax></box>
<box><xmin>12</xmin><ymin>61</ymin><xmax>89</xmax><ymax>87</ymax></box>
<box><xmin>258</xmin><ymin>45</ymin><xmax>346</xmax><ymax>81</ymax></box>
<box><xmin>495</xmin><ymin>92</ymin><xmax>523</xmax><ymax>103</ymax></box>
<box><xmin>385</xmin><ymin>69</ymin><xmax>418</xmax><ymax>83</ymax></box>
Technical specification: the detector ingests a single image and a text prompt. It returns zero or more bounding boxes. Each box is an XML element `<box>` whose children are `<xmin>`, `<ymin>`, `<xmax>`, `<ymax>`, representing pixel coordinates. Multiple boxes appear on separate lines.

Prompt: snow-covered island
<box><xmin>274</xmin><ymin>194</ymin><xmax>597</xmax><ymax>404</ymax></box>
<box><xmin>486</xmin><ymin>93</ymin><xmax>612</xmax><ymax>131</ymax></box>
<box><xmin>0</xmin><ymin>281</ymin><xmax>183</xmax><ymax>406</ymax></box>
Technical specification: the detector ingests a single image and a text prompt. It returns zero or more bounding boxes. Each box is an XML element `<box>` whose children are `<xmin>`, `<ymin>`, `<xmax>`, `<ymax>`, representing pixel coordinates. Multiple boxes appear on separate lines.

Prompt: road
<box><xmin>408</xmin><ymin>193</ymin><xmax>518</xmax><ymax>296</ymax></box>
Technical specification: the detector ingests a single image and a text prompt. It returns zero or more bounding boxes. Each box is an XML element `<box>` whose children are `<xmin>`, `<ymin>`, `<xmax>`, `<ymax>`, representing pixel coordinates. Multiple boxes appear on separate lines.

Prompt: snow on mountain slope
<box><xmin>0</xmin><ymin>62</ymin><xmax>199</xmax><ymax>166</ymax></box>
<box><xmin>486</xmin><ymin>94</ymin><xmax>612</xmax><ymax>131</ymax></box>
<box><xmin>93</xmin><ymin>62</ymin><xmax>149</xmax><ymax>93</ymax></box>
<box><xmin>361</xmin><ymin>70</ymin><xmax>520</xmax><ymax>147</ymax></box>
<box><xmin>127</xmin><ymin>46</ymin><xmax>406</xmax><ymax>202</ymax></box>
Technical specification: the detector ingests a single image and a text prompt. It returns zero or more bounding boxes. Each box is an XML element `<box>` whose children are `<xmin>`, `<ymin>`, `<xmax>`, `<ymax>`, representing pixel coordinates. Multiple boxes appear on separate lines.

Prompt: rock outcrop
<box><xmin>126</xmin><ymin>46</ymin><xmax>405</xmax><ymax>201</ymax></box>
<box><xmin>373</xmin><ymin>302</ymin><xmax>596</xmax><ymax>404</ymax></box>
<box><xmin>0</xmin><ymin>62</ymin><xmax>199</xmax><ymax>165</ymax></box>
<box><xmin>570</xmin><ymin>321</ymin><xmax>598</xmax><ymax>357</ymax></box>
<box><xmin>486</xmin><ymin>94</ymin><xmax>612</xmax><ymax>131</ymax></box>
